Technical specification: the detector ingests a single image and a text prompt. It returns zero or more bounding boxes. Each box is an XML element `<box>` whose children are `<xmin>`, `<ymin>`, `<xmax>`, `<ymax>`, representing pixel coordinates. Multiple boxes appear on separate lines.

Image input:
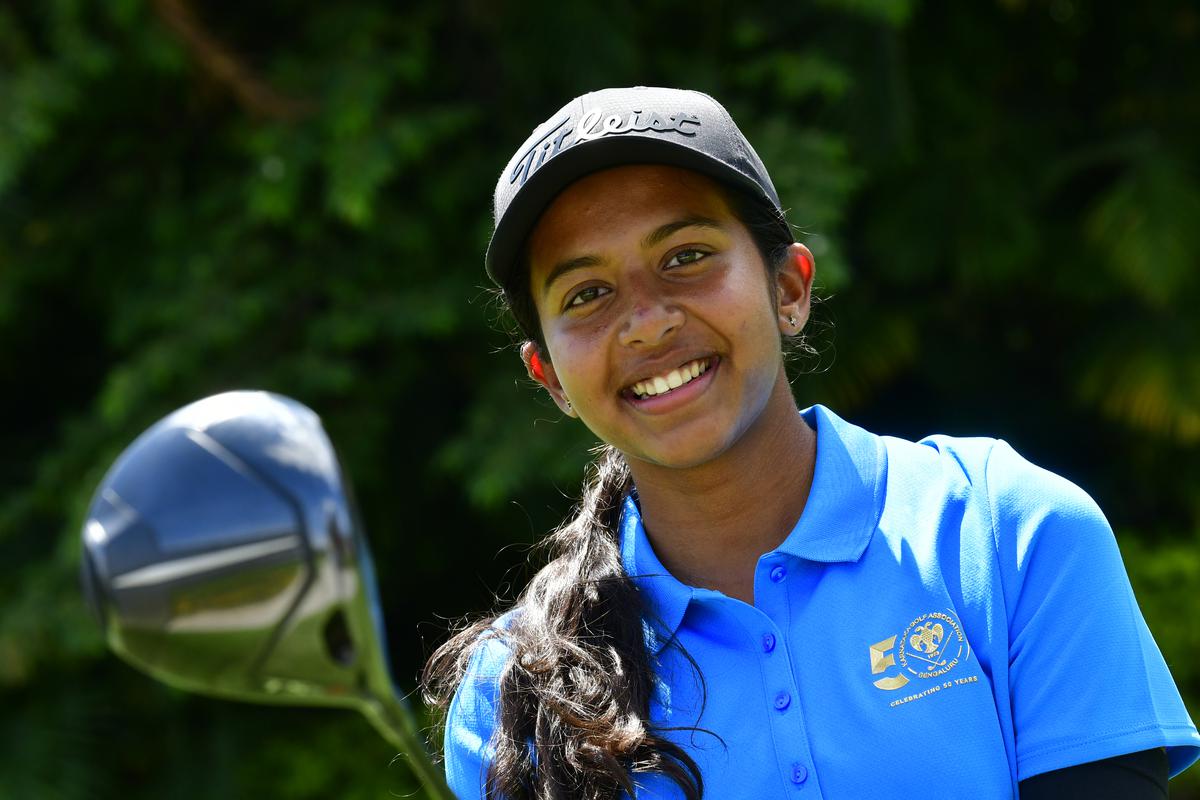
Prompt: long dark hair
<box><xmin>422</xmin><ymin>183</ymin><xmax>794</xmax><ymax>799</ymax></box>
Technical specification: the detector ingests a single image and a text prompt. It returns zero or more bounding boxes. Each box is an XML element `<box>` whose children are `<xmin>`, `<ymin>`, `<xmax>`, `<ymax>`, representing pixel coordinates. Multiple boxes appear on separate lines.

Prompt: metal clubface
<box><xmin>80</xmin><ymin>391</ymin><xmax>452</xmax><ymax>799</ymax></box>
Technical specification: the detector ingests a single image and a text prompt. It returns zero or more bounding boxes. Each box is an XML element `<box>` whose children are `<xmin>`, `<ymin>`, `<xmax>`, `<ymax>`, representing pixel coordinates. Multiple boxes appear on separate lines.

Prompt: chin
<box><xmin>623</xmin><ymin>427</ymin><xmax>741</xmax><ymax>471</ymax></box>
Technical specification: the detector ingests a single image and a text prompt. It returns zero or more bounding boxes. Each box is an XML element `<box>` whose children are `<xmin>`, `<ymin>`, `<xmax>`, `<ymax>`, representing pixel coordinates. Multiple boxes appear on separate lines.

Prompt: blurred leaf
<box><xmin>752</xmin><ymin>124</ymin><xmax>863</xmax><ymax>291</ymax></box>
<box><xmin>737</xmin><ymin>52</ymin><xmax>853</xmax><ymax>103</ymax></box>
<box><xmin>1122</xmin><ymin>532</ymin><xmax>1200</xmax><ymax>691</ymax></box>
<box><xmin>0</xmin><ymin>64</ymin><xmax>77</xmax><ymax>193</ymax></box>
<box><xmin>817</xmin><ymin>0</ymin><xmax>917</xmax><ymax>26</ymax></box>
<box><xmin>1085</xmin><ymin>152</ymin><xmax>1200</xmax><ymax>309</ymax></box>
<box><xmin>1077</xmin><ymin>319</ymin><xmax>1200</xmax><ymax>444</ymax></box>
<box><xmin>436</xmin><ymin>366</ymin><xmax>594</xmax><ymax>509</ymax></box>
<box><xmin>793</xmin><ymin>301</ymin><xmax>918</xmax><ymax>411</ymax></box>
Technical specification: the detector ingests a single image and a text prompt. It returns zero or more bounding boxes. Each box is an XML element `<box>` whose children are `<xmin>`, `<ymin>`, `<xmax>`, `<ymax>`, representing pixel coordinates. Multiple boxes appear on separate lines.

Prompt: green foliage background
<box><xmin>2</xmin><ymin>0</ymin><xmax>1199</xmax><ymax>796</ymax></box>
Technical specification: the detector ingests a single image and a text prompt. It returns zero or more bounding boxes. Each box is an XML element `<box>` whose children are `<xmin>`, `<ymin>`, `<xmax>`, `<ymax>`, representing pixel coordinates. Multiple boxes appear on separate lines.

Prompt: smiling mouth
<box><xmin>626</xmin><ymin>357</ymin><xmax>715</xmax><ymax>400</ymax></box>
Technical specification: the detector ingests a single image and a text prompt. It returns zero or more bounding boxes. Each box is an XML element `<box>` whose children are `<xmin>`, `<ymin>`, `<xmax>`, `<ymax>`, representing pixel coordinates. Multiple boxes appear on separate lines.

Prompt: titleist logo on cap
<box><xmin>509</xmin><ymin>107</ymin><xmax>702</xmax><ymax>188</ymax></box>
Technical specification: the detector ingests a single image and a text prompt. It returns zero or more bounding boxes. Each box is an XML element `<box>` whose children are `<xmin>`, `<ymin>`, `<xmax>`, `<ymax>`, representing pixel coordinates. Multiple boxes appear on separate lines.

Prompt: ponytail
<box><xmin>423</xmin><ymin>445</ymin><xmax>704</xmax><ymax>799</ymax></box>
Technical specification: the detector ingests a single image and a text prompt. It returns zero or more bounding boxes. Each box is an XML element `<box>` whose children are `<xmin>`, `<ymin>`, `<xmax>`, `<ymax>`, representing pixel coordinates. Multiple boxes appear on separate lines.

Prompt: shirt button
<box><xmin>790</xmin><ymin>762</ymin><xmax>808</xmax><ymax>785</ymax></box>
<box><xmin>762</xmin><ymin>633</ymin><xmax>776</xmax><ymax>653</ymax></box>
<box><xmin>769</xmin><ymin>565</ymin><xmax>787</xmax><ymax>583</ymax></box>
<box><xmin>774</xmin><ymin>690</ymin><xmax>791</xmax><ymax>711</ymax></box>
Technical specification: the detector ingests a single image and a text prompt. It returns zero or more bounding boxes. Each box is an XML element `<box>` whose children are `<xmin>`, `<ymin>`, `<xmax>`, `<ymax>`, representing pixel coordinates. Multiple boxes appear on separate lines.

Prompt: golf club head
<box><xmin>80</xmin><ymin>390</ymin><xmax>395</xmax><ymax>714</ymax></box>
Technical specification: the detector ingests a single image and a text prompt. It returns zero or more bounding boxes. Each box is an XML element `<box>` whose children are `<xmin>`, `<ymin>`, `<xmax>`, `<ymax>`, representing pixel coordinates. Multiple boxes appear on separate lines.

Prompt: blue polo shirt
<box><xmin>445</xmin><ymin>404</ymin><xmax>1200</xmax><ymax>797</ymax></box>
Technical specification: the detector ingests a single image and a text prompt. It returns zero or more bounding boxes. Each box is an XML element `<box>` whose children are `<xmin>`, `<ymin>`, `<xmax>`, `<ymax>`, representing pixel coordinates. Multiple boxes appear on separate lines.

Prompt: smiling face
<box><xmin>525</xmin><ymin>164</ymin><xmax>811</xmax><ymax>472</ymax></box>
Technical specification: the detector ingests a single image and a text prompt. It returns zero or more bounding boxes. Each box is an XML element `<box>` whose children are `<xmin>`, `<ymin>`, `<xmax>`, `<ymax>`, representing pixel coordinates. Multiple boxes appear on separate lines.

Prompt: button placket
<box><xmin>752</xmin><ymin>557</ymin><xmax>817</xmax><ymax>795</ymax></box>
<box><xmin>748</xmin><ymin>556</ymin><xmax>816</xmax><ymax>796</ymax></box>
<box><xmin>693</xmin><ymin>576</ymin><xmax>820</xmax><ymax>795</ymax></box>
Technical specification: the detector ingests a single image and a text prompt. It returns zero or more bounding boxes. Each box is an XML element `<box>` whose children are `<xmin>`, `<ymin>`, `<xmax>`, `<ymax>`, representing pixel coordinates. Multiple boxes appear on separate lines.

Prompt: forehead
<box><xmin>526</xmin><ymin>165</ymin><xmax>735</xmax><ymax>268</ymax></box>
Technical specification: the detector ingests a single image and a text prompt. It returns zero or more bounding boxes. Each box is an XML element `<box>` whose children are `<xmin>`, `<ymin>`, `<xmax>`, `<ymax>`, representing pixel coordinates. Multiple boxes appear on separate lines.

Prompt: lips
<box><xmin>625</xmin><ymin>356</ymin><xmax>714</xmax><ymax>400</ymax></box>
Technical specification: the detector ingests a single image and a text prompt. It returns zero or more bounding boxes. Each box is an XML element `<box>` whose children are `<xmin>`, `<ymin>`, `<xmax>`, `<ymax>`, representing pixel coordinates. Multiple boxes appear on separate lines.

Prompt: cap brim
<box><xmin>484</xmin><ymin>135</ymin><xmax>785</xmax><ymax>288</ymax></box>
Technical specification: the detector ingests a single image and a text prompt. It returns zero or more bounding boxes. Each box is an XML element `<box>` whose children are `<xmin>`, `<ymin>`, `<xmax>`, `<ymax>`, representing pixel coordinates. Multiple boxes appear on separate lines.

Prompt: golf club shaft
<box><xmin>365</xmin><ymin>690</ymin><xmax>456</xmax><ymax>800</ymax></box>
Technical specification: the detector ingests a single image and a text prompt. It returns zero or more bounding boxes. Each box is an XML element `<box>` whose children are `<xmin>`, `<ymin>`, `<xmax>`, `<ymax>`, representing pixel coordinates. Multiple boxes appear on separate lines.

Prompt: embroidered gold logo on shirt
<box><xmin>870</xmin><ymin>609</ymin><xmax>970</xmax><ymax>694</ymax></box>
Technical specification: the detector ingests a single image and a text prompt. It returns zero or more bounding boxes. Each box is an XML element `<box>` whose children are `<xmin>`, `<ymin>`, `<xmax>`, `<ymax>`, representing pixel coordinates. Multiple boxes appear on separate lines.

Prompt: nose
<box><xmin>617</xmin><ymin>291</ymin><xmax>685</xmax><ymax>348</ymax></box>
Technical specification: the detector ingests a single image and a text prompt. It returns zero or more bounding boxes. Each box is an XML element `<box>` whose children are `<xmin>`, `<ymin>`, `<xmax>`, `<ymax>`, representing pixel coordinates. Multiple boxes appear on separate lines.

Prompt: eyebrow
<box><xmin>640</xmin><ymin>215</ymin><xmax>723</xmax><ymax>250</ymax></box>
<box><xmin>540</xmin><ymin>255</ymin><xmax>604</xmax><ymax>300</ymax></box>
<box><xmin>540</xmin><ymin>215</ymin><xmax>725</xmax><ymax>300</ymax></box>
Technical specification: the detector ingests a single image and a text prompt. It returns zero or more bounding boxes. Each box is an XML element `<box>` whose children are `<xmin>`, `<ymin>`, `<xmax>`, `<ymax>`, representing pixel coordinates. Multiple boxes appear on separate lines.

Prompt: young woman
<box><xmin>423</xmin><ymin>87</ymin><xmax>1199</xmax><ymax>799</ymax></box>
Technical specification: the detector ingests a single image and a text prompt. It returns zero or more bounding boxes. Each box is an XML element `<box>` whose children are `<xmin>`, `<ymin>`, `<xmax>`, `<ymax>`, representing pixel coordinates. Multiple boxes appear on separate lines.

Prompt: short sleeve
<box><xmin>986</xmin><ymin>440</ymin><xmax>1200</xmax><ymax>781</ymax></box>
<box><xmin>443</xmin><ymin>633</ymin><xmax>511</xmax><ymax>799</ymax></box>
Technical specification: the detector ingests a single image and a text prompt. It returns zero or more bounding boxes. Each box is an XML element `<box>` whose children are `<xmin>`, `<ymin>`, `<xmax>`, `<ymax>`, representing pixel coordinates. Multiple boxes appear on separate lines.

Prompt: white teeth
<box><xmin>630</xmin><ymin>358</ymin><xmax>712</xmax><ymax>398</ymax></box>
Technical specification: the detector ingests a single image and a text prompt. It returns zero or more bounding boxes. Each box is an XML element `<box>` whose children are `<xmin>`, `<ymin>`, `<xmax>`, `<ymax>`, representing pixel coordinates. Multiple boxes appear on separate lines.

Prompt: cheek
<box><xmin>546</xmin><ymin>330</ymin><xmax>606</xmax><ymax>395</ymax></box>
<box><xmin>721</xmin><ymin>270</ymin><xmax>779</xmax><ymax>339</ymax></box>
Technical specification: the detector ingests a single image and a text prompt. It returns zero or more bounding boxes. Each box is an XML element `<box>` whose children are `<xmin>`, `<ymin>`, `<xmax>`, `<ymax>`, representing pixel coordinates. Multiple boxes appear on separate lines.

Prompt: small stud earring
<box><xmin>788</xmin><ymin>315</ymin><xmax>797</xmax><ymax>326</ymax></box>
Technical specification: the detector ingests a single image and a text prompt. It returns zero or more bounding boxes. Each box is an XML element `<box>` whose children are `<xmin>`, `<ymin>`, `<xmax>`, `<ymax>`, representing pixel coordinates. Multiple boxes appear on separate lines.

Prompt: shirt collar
<box><xmin>620</xmin><ymin>491</ymin><xmax>694</xmax><ymax>656</ymax></box>
<box><xmin>775</xmin><ymin>404</ymin><xmax>889</xmax><ymax>563</ymax></box>
<box><xmin>619</xmin><ymin>404</ymin><xmax>888</xmax><ymax>654</ymax></box>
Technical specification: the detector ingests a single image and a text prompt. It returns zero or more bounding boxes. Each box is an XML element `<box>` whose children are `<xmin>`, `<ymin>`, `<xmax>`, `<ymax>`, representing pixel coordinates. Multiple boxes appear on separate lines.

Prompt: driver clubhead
<box><xmin>80</xmin><ymin>390</ymin><xmax>394</xmax><ymax>713</ymax></box>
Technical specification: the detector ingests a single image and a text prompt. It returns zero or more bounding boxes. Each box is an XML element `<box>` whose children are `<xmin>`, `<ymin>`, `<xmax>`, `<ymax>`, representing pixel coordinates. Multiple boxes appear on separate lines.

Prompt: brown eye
<box><xmin>567</xmin><ymin>286</ymin><xmax>610</xmax><ymax>308</ymax></box>
<box><xmin>665</xmin><ymin>249</ymin><xmax>710</xmax><ymax>268</ymax></box>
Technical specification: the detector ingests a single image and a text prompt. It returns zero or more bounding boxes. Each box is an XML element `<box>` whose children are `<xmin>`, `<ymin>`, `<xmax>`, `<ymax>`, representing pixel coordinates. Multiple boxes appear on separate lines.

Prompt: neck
<box><xmin>626</xmin><ymin>369</ymin><xmax>817</xmax><ymax>604</ymax></box>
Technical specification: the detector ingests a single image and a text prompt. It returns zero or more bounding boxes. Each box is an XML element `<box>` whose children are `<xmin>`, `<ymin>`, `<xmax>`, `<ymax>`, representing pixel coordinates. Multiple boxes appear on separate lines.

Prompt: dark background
<box><xmin>2</xmin><ymin>0</ymin><xmax>1199</xmax><ymax>796</ymax></box>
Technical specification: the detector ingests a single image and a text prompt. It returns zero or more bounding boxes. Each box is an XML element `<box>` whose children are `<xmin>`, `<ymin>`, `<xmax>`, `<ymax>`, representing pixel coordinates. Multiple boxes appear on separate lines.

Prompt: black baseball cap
<box><xmin>485</xmin><ymin>86</ymin><xmax>791</xmax><ymax>289</ymax></box>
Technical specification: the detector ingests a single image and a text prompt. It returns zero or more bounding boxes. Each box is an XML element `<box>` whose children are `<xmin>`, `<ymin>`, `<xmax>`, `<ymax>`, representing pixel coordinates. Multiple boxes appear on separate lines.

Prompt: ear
<box><xmin>520</xmin><ymin>342</ymin><xmax>577</xmax><ymax>417</ymax></box>
<box><xmin>776</xmin><ymin>243</ymin><xmax>815</xmax><ymax>336</ymax></box>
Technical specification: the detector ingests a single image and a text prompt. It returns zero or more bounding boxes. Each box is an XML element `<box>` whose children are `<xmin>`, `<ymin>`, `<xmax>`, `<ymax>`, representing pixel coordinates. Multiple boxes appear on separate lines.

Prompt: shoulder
<box><xmin>877</xmin><ymin>432</ymin><xmax>1119</xmax><ymax>601</ymax></box>
<box><xmin>977</xmin><ymin>439</ymin><xmax>1109</xmax><ymax>543</ymax></box>
<box><xmin>895</xmin><ymin>433</ymin><xmax>1124</xmax><ymax>619</ymax></box>
<box><xmin>961</xmin><ymin>438</ymin><xmax>1116</xmax><ymax>584</ymax></box>
<box><xmin>446</xmin><ymin>629</ymin><xmax>511</xmax><ymax>751</ymax></box>
<box><xmin>883</xmin><ymin>433</ymin><xmax>1107</xmax><ymax>538</ymax></box>
<box><xmin>443</xmin><ymin>609</ymin><xmax>523</xmax><ymax>797</ymax></box>
<box><xmin>454</xmin><ymin>608</ymin><xmax>522</xmax><ymax>700</ymax></box>
<box><xmin>881</xmin><ymin>431</ymin><xmax>998</xmax><ymax>495</ymax></box>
